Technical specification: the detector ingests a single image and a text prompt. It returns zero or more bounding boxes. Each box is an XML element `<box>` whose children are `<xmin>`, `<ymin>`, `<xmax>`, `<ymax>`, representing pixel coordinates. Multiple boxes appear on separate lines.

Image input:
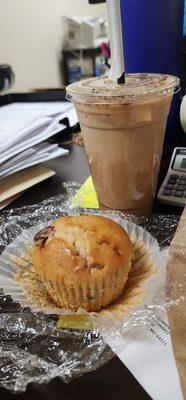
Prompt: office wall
<box><xmin>0</xmin><ymin>0</ymin><xmax>106</xmax><ymax>91</ymax></box>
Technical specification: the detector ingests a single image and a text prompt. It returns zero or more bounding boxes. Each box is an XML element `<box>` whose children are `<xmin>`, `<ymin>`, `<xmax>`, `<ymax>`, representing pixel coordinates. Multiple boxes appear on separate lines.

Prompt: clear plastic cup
<box><xmin>66</xmin><ymin>73</ymin><xmax>180</xmax><ymax>216</ymax></box>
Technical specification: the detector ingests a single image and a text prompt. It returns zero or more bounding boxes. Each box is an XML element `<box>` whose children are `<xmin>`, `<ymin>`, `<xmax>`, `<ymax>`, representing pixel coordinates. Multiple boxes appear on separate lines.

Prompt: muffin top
<box><xmin>31</xmin><ymin>215</ymin><xmax>133</xmax><ymax>282</ymax></box>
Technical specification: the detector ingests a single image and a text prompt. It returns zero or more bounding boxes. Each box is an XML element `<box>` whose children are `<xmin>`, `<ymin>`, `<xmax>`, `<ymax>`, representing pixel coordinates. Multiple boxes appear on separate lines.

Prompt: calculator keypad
<box><xmin>163</xmin><ymin>174</ymin><xmax>186</xmax><ymax>198</ymax></box>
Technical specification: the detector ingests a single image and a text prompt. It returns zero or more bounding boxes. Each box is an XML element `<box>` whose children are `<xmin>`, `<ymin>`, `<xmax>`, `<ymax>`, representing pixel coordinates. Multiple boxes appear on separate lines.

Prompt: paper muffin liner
<box><xmin>44</xmin><ymin>260</ymin><xmax>130</xmax><ymax>313</ymax></box>
<box><xmin>0</xmin><ymin>213</ymin><xmax>165</xmax><ymax>323</ymax></box>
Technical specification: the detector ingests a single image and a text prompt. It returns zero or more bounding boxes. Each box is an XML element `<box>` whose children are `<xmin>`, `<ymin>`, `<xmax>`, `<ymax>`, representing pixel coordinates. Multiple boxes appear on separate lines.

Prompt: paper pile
<box><xmin>0</xmin><ymin>101</ymin><xmax>78</xmax><ymax>208</ymax></box>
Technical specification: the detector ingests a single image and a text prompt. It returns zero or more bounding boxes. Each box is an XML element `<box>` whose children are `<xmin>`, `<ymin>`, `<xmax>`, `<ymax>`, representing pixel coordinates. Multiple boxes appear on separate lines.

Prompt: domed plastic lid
<box><xmin>66</xmin><ymin>73</ymin><xmax>180</xmax><ymax>104</ymax></box>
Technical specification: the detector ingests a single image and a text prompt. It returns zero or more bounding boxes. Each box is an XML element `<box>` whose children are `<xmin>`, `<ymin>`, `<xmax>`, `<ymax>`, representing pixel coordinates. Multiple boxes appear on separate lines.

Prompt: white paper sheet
<box><xmin>0</xmin><ymin>117</ymin><xmax>53</xmax><ymax>153</ymax></box>
<box><xmin>0</xmin><ymin>101</ymin><xmax>73</xmax><ymax>133</ymax></box>
<box><xmin>0</xmin><ymin>143</ymin><xmax>68</xmax><ymax>178</ymax></box>
<box><xmin>0</xmin><ymin>101</ymin><xmax>77</xmax><ymax>157</ymax></box>
<box><xmin>7</xmin><ymin>101</ymin><xmax>73</xmax><ymax>117</ymax></box>
<box><xmin>0</xmin><ymin>101</ymin><xmax>77</xmax><ymax>185</ymax></box>
<box><xmin>0</xmin><ymin>122</ymin><xmax>64</xmax><ymax>165</ymax></box>
<box><xmin>103</xmin><ymin>312</ymin><xmax>183</xmax><ymax>400</ymax></box>
<box><xmin>56</xmin><ymin>107</ymin><xmax>78</xmax><ymax>127</ymax></box>
<box><xmin>0</xmin><ymin>148</ymin><xmax>35</xmax><ymax>170</ymax></box>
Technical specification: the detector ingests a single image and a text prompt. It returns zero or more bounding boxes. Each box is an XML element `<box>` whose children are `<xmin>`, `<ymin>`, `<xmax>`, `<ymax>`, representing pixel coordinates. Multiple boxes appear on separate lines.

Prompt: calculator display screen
<box><xmin>181</xmin><ymin>158</ymin><xmax>186</xmax><ymax>169</ymax></box>
<box><xmin>173</xmin><ymin>152</ymin><xmax>186</xmax><ymax>171</ymax></box>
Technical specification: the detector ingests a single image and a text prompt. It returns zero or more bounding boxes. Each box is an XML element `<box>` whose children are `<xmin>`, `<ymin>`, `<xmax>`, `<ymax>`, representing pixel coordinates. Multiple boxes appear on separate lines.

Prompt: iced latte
<box><xmin>66</xmin><ymin>74</ymin><xmax>179</xmax><ymax>215</ymax></box>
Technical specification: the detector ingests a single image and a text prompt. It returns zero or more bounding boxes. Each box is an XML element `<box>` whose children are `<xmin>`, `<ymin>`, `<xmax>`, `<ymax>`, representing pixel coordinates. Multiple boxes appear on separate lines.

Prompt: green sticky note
<box><xmin>57</xmin><ymin>315</ymin><xmax>93</xmax><ymax>330</ymax></box>
<box><xmin>71</xmin><ymin>176</ymin><xmax>99</xmax><ymax>209</ymax></box>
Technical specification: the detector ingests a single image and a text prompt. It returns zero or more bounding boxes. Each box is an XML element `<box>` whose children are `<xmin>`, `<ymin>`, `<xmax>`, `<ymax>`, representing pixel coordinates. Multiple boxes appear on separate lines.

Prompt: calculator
<box><xmin>157</xmin><ymin>147</ymin><xmax>186</xmax><ymax>207</ymax></box>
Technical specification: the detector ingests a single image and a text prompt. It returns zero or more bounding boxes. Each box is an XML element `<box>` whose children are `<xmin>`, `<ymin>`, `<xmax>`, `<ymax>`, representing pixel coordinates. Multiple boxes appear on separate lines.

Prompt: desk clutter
<box><xmin>0</xmin><ymin>101</ymin><xmax>78</xmax><ymax>209</ymax></box>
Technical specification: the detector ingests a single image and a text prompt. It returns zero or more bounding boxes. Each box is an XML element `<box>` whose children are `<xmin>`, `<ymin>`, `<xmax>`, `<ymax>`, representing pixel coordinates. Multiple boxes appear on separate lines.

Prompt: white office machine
<box><xmin>62</xmin><ymin>16</ymin><xmax>108</xmax><ymax>49</ymax></box>
<box><xmin>157</xmin><ymin>147</ymin><xmax>186</xmax><ymax>207</ymax></box>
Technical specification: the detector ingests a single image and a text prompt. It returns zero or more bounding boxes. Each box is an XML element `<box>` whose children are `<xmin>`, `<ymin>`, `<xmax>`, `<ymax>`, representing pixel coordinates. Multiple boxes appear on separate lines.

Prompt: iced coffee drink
<box><xmin>66</xmin><ymin>74</ymin><xmax>179</xmax><ymax>215</ymax></box>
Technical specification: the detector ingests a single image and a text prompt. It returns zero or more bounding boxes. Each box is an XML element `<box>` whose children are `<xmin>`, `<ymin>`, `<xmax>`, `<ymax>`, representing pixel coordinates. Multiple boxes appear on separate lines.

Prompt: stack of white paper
<box><xmin>0</xmin><ymin>101</ymin><xmax>79</xmax><ymax>176</ymax></box>
<box><xmin>0</xmin><ymin>101</ymin><xmax>78</xmax><ymax>207</ymax></box>
<box><xmin>0</xmin><ymin>142</ymin><xmax>69</xmax><ymax>179</ymax></box>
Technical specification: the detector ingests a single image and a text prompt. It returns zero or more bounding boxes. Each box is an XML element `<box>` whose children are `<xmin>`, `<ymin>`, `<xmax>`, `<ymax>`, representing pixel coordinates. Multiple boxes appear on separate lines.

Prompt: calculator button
<box><xmin>168</xmin><ymin>179</ymin><xmax>177</xmax><ymax>185</ymax></box>
<box><xmin>174</xmin><ymin>191</ymin><xmax>184</xmax><ymax>197</ymax></box>
<box><xmin>179</xmin><ymin>175</ymin><xmax>186</xmax><ymax>180</ymax></box>
<box><xmin>165</xmin><ymin>184</ymin><xmax>175</xmax><ymax>190</ymax></box>
<box><xmin>176</xmin><ymin>185</ymin><xmax>185</xmax><ymax>191</ymax></box>
<box><xmin>170</xmin><ymin>174</ymin><xmax>179</xmax><ymax>179</ymax></box>
<box><xmin>163</xmin><ymin>190</ymin><xmax>173</xmax><ymax>196</ymax></box>
<box><xmin>179</xmin><ymin>180</ymin><xmax>186</xmax><ymax>186</ymax></box>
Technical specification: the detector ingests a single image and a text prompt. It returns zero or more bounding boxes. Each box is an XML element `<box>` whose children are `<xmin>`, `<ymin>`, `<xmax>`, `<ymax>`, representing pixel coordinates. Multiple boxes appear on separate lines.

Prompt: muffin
<box><xmin>31</xmin><ymin>215</ymin><xmax>133</xmax><ymax>312</ymax></box>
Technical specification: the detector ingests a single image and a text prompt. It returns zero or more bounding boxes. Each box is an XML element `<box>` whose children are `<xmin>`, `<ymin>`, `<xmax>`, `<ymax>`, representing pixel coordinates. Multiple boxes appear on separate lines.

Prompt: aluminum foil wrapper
<box><xmin>0</xmin><ymin>182</ymin><xmax>182</xmax><ymax>393</ymax></box>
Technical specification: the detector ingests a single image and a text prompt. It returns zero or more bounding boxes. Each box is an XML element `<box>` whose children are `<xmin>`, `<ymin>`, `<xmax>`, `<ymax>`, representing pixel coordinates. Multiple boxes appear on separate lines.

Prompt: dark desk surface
<box><xmin>0</xmin><ymin>144</ymin><xmax>183</xmax><ymax>400</ymax></box>
<box><xmin>4</xmin><ymin>143</ymin><xmax>183</xmax><ymax>216</ymax></box>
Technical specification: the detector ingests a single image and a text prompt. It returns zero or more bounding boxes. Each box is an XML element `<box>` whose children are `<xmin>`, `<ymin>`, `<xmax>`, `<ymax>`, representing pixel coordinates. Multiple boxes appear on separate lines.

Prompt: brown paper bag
<box><xmin>167</xmin><ymin>207</ymin><xmax>186</xmax><ymax>398</ymax></box>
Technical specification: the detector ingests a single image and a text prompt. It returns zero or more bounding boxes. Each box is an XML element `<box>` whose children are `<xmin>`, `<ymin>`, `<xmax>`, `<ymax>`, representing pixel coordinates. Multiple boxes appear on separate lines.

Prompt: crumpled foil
<box><xmin>0</xmin><ymin>182</ymin><xmax>182</xmax><ymax>393</ymax></box>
